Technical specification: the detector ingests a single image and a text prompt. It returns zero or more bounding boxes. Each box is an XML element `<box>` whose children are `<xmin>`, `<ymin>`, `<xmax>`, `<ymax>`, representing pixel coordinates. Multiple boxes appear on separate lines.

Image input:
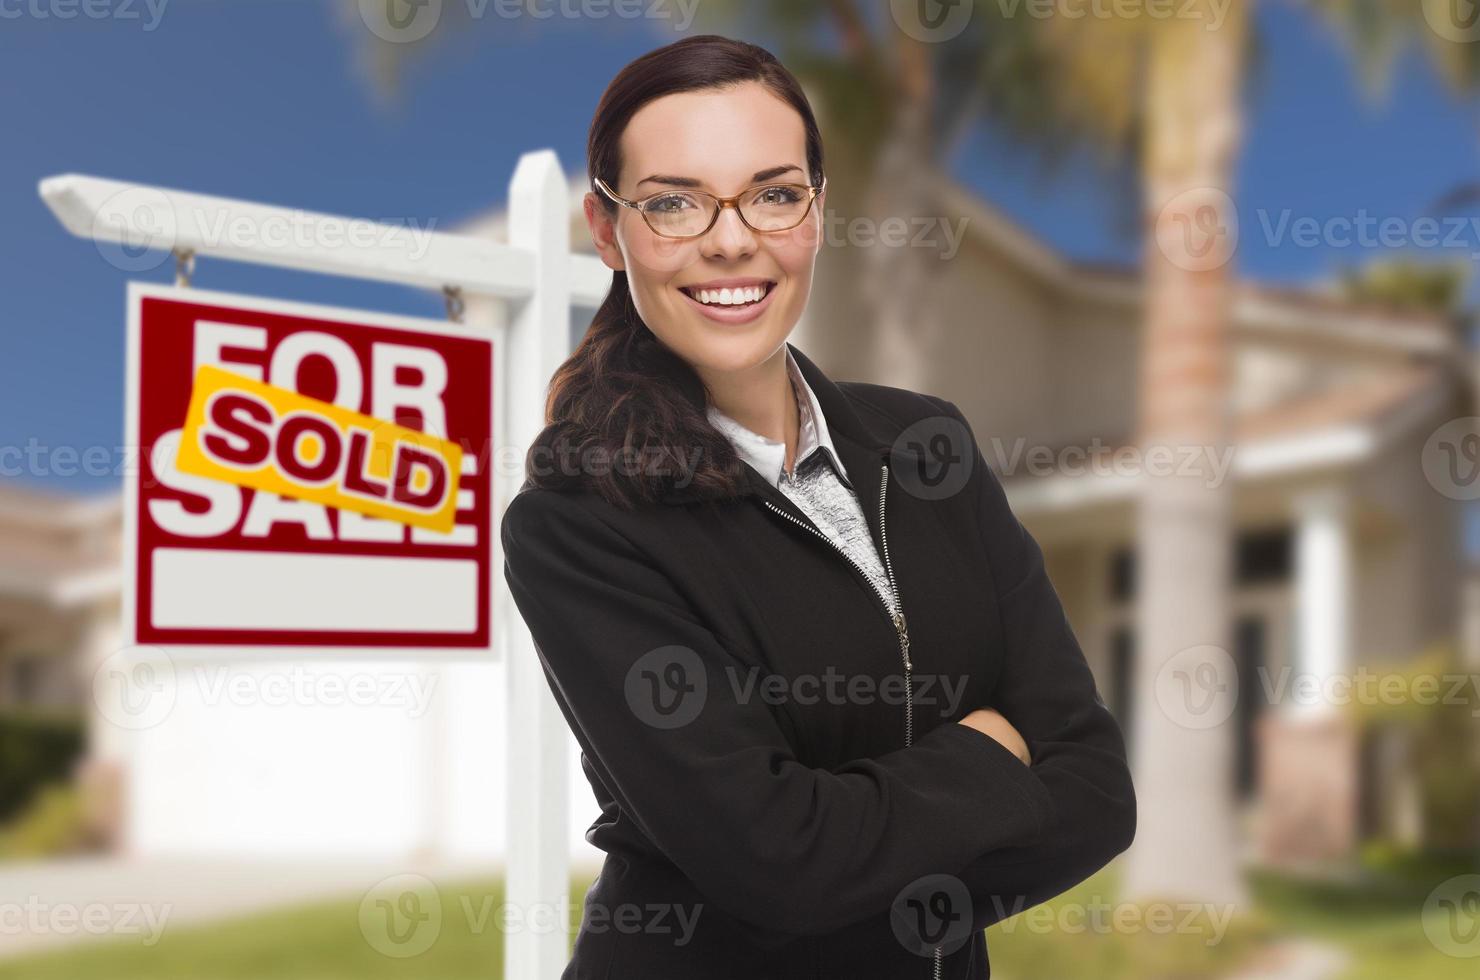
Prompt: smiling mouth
<box><xmin>678</xmin><ymin>281</ymin><xmax>776</xmax><ymax>308</ymax></box>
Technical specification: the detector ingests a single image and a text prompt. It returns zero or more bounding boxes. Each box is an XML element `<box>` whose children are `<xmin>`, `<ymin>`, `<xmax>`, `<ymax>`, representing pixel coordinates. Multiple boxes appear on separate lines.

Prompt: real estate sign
<box><xmin>125</xmin><ymin>283</ymin><xmax>495</xmax><ymax>653</ymax></box>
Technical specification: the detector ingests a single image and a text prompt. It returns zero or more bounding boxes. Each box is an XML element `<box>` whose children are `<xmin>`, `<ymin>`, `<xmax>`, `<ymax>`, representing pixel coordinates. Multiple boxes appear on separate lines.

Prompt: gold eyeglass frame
<box><xmin>593</xmin><ymin>174</ymin><xmax>827</xmax><ymax>239</ymax></box>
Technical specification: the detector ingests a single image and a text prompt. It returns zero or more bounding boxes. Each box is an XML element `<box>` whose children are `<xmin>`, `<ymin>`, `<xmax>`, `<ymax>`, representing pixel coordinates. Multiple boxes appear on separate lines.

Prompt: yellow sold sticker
<box><xmin>176</xmin><ymin>364</ymin><xmax>463</xmax><ymax>533</ymax></box>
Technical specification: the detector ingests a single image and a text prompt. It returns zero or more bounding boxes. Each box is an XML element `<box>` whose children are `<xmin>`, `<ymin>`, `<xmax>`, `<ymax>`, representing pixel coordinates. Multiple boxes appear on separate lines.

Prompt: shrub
<box><xmin>0</xmin><ymin>710</ymin><xmax>86</xmax><ymax>824</ymax></box>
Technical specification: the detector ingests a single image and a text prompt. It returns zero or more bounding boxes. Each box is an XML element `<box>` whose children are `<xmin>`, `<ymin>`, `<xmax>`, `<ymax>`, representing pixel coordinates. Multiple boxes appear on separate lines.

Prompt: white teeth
<box><xmin>693</xmin><ymin>284</ymin><xmax>769</xmax><ymax>306</ymax></box>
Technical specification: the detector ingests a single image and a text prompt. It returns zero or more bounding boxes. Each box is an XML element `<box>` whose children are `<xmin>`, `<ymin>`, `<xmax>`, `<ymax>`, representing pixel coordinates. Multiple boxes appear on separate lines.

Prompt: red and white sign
<box><xmin>124</xmin><ymin>284</ymin><xmax>495</xmax><ymax>652</ymax></box>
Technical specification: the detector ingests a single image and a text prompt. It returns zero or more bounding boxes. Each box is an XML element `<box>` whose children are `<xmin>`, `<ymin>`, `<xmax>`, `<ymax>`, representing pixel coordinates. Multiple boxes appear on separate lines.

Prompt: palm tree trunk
<box><xmin>863</xmin><ymin>34</ymin><xmax>942</xmax><ymax>390</ymax></box>
<box><xmin>1120</xmin><ymin>0</ymin><xmax>1250</xmax><ymax>911</ymax></box>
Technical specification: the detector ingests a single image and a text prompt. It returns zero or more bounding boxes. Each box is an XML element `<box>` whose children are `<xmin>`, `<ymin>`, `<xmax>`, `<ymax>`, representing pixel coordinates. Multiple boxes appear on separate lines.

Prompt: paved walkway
<box><xmin>1224</xmin><ymin>939</ymin><xmax>1351</xmax><ymax>980</ymax></box>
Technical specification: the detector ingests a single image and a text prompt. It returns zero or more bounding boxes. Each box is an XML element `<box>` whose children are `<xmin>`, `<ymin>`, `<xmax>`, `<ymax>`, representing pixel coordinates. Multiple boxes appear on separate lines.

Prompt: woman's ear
<box><xmin>584</xmin><ymin>193</ymin><xmax>626</xmax><ymax>273</ymax></box>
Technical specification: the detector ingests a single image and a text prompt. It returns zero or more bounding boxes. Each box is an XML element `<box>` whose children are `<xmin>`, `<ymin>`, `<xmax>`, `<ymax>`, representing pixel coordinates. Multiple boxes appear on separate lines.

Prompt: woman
<box><xmin>500</xmin><ymin>34</ymin><xmax>1136</xmax><ymax>980</ymax></box>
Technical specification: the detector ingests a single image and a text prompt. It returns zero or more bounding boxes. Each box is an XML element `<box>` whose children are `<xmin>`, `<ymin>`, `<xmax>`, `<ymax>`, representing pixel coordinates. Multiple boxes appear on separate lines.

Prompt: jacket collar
<box><xmin>660</xmin><ymin>342</ymin><xmax>893</xmax><ymax>506</ymax></box>
<box><xmin>703</xmin><ymin>344</ymin><xmax>853</xmax><ymax>491</ymax></box>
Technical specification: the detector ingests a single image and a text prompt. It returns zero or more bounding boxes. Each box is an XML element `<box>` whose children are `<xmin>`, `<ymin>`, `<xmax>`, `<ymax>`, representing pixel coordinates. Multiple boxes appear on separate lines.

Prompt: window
<box><xmin>1235</xmin><ymin>527</ymin><xmax>1292</xmax><ymax>585</ymax></box>
<box><xmin>1108</xmin><ymin>626</ymin><xmax>1135</xmax><ymax>758</ymax></box>
<box><xmin>1233</xmin><ymin>615</ymin><xmax>1268</xmax><ymax>800</ymax></box>
<box><xmin>12</xmin><ymin>658</ymin><xmax>39</xmax><ymax>704</ymax></box>
<box><xmin>1108</xmin><ymin>546</ymin><xmax>1135</xmax><ymax>604</ymax></box>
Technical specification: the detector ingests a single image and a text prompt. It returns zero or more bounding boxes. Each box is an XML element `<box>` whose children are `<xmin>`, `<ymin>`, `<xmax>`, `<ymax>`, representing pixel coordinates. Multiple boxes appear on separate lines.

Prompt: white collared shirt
<box><xmin>706</xmin><ymin>347</ymin><xmax>898</xmax><ymax>617</ymax></box>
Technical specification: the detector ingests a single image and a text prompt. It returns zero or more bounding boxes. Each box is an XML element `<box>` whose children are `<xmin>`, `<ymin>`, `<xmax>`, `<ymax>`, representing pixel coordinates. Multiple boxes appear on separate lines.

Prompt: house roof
<box><xmin>0</xmin><ymin>482</ymin><xmax>121</xmax><ymax>607</ymax></box>
<box><xmin>1001</xmin><ymin>361</ymin><xmax>1455</xmax><ymax>516</ymax></box>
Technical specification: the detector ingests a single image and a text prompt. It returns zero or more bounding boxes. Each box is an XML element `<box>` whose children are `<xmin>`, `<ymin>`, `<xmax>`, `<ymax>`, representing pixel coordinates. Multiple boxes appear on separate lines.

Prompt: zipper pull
<box><xmin>894</xmin><ymin>609</ymin><xmax>911</xmax><ymax>670</ymax></box>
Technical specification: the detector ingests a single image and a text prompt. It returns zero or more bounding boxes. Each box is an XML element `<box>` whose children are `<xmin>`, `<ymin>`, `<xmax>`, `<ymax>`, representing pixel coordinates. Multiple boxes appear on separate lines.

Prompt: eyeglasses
<box><xmin>593</xmin><ymin>175</ymin><xmax>826</xmax><ymax>239</ymax></box>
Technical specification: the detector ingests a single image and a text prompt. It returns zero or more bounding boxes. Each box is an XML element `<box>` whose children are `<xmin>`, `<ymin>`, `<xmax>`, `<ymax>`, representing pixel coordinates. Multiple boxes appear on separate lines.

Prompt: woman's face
<box><xmin>585</xmin><ymin>81</ymin><xmax>824</xmax><ymax>380</ymax></box>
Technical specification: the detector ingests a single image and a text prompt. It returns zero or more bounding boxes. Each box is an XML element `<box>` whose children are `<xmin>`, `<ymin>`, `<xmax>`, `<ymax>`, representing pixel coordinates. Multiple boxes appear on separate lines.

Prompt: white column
<box><xmin>1292</xmin><ymin>485</ymin><xmax>1352</xmax><ymax>718</ymax></box>
<box><xmin>503</xmin><ymin>149</ymin><xmax>574</xmax><ymax>980</ymax></box>
<box><xmin>75</xmin><ymin>600</ymin><xmax>126</xmax><ymax>764</ymax></box>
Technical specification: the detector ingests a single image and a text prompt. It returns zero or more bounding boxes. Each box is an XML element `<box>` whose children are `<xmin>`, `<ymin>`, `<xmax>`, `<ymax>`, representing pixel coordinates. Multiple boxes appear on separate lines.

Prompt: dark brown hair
<box><xmin>521</xmin><ymin>34</ymin><xmax>826</xmax><ymax>510</ymax></box>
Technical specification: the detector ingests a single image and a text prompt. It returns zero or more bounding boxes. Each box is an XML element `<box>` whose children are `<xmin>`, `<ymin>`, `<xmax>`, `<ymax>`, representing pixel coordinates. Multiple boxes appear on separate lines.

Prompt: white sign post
<box><xmin>40</xmin><ymin>149</ymin><xmax>603</xmax><ymax>980</ymax></box>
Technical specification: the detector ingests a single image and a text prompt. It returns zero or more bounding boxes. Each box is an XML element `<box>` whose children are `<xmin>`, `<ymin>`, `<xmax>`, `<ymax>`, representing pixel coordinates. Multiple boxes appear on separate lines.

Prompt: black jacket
<box><xmin>499</xmin><ymin>343</ymin><xmax>1137</xmax><ymax>979</ymax></box>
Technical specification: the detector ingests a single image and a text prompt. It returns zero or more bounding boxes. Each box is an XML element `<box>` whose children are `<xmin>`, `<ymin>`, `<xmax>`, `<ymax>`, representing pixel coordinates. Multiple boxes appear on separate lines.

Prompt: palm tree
<box><xmin>992</xmin><ymin>0</ymin><xmax>1255</xmax><ymax>909</ymax></box>
<box><xmin>962</xmin><ymin>0</ymin><xmax>1480</xmax><ymax>908</ymax></box>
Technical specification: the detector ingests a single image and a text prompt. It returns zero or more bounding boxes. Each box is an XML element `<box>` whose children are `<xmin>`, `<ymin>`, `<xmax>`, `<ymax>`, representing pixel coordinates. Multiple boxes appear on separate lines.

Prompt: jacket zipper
<box><xmin>757</xmin><ymin>462</ymin><xmax>944</xmax><ymax>979</ymax></box>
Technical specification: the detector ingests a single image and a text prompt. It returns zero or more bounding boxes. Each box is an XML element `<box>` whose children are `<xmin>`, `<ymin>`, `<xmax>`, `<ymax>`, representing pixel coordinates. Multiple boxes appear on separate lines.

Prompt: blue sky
<box><xmin>2</xmin><ymin>0</ymin><xmax>1477</xmax><ymax>497</ymax></box>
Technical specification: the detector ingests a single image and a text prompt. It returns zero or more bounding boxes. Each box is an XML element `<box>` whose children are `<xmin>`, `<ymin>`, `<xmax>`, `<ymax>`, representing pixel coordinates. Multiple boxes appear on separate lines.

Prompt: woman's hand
<box><xmin>958</xmin><ymin>708</ymin><xmax>1031</xmax><ymax>766</ymax></box>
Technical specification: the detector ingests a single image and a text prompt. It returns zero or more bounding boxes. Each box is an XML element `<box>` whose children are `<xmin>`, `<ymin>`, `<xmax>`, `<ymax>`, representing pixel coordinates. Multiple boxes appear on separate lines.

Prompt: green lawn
<box><xmin>0</xmin><ymin>862</ymin><xmax>1468</xmax><ymax>979</ymax></box>
<box><xmin>1243</xmin><ymin>866</ymin><xmax>1480</xmax><ymax>980</ymax></box>
<box><xmin>0</xmin><ymin>873</ymin><xmax>585</xmax><ymax>980</ymax></box>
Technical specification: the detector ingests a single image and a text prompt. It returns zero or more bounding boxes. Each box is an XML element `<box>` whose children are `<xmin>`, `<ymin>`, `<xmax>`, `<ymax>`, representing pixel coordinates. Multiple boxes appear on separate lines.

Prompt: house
<box><xmin>0</xmin><ymin>482</ymin><xmax>120</xmax><ymax>711</ymax></box>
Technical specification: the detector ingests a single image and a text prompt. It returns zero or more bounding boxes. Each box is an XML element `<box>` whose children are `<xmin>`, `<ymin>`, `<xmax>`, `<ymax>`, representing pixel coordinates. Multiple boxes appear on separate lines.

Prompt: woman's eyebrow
<box><xmin>636</xmin><ymin>164</ymin><xmax>804</xmax><ymax>189</ymax></box>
